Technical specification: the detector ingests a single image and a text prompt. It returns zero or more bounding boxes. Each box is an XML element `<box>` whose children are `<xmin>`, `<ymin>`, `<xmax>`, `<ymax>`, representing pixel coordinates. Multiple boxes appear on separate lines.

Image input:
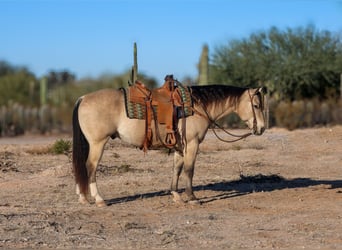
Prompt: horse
<box><xmin>72</xmin><ymin>83</ymin><xmax>267</xmax><ymax>207</ymax></box>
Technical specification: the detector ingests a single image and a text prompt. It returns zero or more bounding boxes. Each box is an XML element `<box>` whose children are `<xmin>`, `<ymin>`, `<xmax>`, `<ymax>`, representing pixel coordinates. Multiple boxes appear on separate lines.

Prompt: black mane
<box><xmin>190</xmin><ymin>85</ymin><xmax>247</xmax><ymax>107</ymax></box>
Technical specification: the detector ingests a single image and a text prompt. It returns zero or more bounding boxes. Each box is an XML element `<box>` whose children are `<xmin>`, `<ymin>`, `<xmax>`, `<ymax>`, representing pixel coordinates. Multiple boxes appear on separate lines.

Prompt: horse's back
<box><xmin>81</xmin><ymin>88</ymin><xmax>122</xmax><ymax>103</ymax></box>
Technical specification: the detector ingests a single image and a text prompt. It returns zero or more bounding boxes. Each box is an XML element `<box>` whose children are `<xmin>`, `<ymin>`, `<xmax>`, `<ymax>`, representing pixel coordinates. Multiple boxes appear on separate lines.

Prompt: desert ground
<box><xmin>0</xmin><ymin>126</ymin><xmax>341</xmax><ymax>249</ymax></box>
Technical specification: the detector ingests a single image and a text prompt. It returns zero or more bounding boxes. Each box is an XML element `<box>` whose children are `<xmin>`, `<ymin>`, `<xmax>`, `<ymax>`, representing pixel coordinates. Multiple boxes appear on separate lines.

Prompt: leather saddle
<box><xmin>122</xmin><ymin>75</ymin><xmax>193</xmax><ymax>152</ymax></box>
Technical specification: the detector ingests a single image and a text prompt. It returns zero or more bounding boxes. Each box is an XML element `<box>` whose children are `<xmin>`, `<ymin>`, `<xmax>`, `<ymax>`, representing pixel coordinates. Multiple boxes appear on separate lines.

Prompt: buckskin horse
<box><xmin>72</xmin><ymin>77</ymin><xmax>267</xmax><ymax>207</ymax></box>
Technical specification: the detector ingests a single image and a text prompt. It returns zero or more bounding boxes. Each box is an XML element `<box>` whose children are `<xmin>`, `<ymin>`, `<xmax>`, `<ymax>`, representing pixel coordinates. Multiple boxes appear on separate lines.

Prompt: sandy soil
<box><xmin>0</xmin><ymin>126</ymin><xmax>342</xmax><ymax>249</ymax></box>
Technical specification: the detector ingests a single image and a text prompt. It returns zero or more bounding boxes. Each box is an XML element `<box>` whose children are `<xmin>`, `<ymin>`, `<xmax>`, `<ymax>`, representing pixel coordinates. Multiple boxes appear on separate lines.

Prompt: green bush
<box><xmin>50</xmin><ymin>139</ymin><xmax>71</xmax><ymax>154</ymax></box>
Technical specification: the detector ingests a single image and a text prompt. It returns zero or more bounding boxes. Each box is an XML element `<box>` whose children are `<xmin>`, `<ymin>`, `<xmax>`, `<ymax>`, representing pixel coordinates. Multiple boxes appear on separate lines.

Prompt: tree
<box><xmin>210</xmin><ymin>25</ymin><xmax>342</xmax><ymax>100</ymax></box>
<box><xmin>0</xmin><ymin>61</ymin><xmax>38</xmax><ymax>105</ymax></box>
<box><xmin>0</xmin><ymin>61</ymin><xmax>16</xmax><ymax>76</ymax></box>
<box><xmin>47</xmin><ymin>70</ymin><xmax>76</xmax><ymax>89</ymax></box>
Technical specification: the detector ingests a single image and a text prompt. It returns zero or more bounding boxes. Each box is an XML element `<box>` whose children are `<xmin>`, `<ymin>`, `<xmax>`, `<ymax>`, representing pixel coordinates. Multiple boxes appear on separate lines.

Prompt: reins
<box><xmin>192</xmin><ymin>89</ymin><xmax>258</xmax><ymax>143</ymax></box>
<box><xmin>192</xmin><ymin>105</ymin><xmax>253</xmax><ymax>143</ymax></box>
<box><xmin>212</xmin><ymin>121</ymin><xmax>252</xmax><ymax>143</ymax></box>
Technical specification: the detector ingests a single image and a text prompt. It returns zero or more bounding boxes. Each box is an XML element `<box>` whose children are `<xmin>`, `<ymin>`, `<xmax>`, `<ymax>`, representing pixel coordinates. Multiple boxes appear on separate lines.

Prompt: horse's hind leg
<box><xmin>76</xmin><ymin>184</ymin><xmax>89</xmax><ymax>205</ymax></box>
<box><xmin>87</xmin><ymin>139</ymin><xmax>108</xmax><ymax>207</ymax></box>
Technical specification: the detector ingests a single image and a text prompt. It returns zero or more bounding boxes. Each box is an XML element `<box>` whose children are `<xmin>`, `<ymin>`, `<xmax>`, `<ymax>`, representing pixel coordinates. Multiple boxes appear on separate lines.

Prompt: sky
<box><xmin>1</xmin><ymin>0</ymin><xmax>342</xmax><ymax>83</ymax></box>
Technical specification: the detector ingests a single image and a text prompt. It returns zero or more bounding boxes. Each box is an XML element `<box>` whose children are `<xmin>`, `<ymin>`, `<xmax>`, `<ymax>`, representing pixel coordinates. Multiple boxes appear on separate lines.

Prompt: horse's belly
<box><xmin>117</xmin><ymin>119</ymin><xmax>169</xmax><ymax>149</ymax></box>
<box><xmin>117</xmin><ymin>119</ymin><xmax>146</xmax><ymax>146</ymax></box>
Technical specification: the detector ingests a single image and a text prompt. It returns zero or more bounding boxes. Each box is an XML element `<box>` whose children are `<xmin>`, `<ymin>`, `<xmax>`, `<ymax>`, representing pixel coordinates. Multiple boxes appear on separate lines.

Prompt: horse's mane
<box><xmin>190</xmin><ymin>85</ymin><xmax>247</xmax><ymax>107</ymax></box>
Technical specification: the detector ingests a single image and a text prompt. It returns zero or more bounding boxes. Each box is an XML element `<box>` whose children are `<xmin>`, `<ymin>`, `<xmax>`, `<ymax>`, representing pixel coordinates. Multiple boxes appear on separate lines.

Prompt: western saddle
<box><xmin>122</xmin><ymin>75</ymin><xmax>193</xmax><ymax>152</ymax></box>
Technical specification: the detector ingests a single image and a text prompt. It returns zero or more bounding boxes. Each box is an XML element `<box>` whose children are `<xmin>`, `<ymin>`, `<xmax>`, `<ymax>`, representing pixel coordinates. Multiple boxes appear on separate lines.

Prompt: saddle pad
<box><xmin>122</xmin><ymin>87</ymin><xmax>147</xmax><ymax>120</ymax></box>
<box><xmin>176</xmin><ymin>85</ymin><xmax>193</xmax><ymax>118</ymax></box>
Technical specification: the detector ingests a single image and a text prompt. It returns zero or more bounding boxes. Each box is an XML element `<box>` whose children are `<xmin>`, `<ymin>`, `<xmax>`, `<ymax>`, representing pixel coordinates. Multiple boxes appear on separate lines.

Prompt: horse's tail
<box><xmin>72</xmin><ymin>97</ymin><xmax>89</xmax><ymax>195</ymax></box>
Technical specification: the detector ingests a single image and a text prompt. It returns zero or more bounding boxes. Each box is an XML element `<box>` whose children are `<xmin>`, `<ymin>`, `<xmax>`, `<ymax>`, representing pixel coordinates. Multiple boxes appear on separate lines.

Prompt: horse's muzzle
<box><xmin>253</xmin><ymin>127</ymin><xmax>265</xmax><ymax>136</ymax></box>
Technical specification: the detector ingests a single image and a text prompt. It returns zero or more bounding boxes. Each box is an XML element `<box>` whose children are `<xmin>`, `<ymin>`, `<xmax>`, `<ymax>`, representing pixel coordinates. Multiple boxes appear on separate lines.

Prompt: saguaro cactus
<box><xmin>340</xmin><ymin>73</ymin><xmax>342</xmax><ymax>101</ymax></box>
<box><xmin>130</xmin><ymin>42</ymin><xmax>138</xmax><ymax>85</ymax></box>
<box><xmin>40</xmin><ymin>77</ymin><xmax>47</xmax><ymax>106</ymax></box>
<box><xmin>198</xmin><ymin>44</ymin><xmax>209</xmax><ymax>85</ymax></box>
<box><xmin>134</xmin><ymin>42</ymin><xmax>138</xmax><ymax>81</ymax></box>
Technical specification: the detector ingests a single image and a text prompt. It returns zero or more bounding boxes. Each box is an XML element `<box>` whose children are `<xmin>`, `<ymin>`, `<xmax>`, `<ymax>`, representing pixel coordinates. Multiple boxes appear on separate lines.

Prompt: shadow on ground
<box><xmin>106</xmin><ymin>174</ymin><xmax>342</xmax><ymax>206</ymax></box>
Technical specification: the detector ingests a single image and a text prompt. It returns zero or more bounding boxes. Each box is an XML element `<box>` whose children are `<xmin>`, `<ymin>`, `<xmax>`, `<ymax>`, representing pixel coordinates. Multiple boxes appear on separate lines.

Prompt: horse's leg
<box><xmin>183</xmin><ymin>139</ymin><xmax>200</xmax><ymax>203</ymax></box>
<box><xmin>76</xmin><ymin>184</ymin><xmax>89</xmax><ymax>204</ymax></box>
<box><xmin>86</xmin><ymin>139</ymin><xmax>107</xmax><ymax>207</ymax></box>
<box><xmin>170</xmin><ymin>151</ymin><xmax>184</xmax><ymax>203</ymax></box>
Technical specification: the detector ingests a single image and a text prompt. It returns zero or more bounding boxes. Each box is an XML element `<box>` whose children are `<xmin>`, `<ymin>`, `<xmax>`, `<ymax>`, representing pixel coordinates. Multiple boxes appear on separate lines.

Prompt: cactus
<box><xmin>304</xmin><ymin>100</ymin><xmax>314</xmax><ymax>127</ymax></box>
<box><xmin>290</xmin><ymin>100</ymin><xmax>305</xmax><ymax>129</ymax></box>
<box><xmin>340</xmin><ymin>73</ymin><xmax>342</xmax><ymax>101</ymax></box>
<box><xmin>13</xmin><ymin>103</ymin><xmax>25</xmax><ymax>134</ymax></box>
<box><xmin>319</xmin><ymin>102</ymin><xmax>331</xmax><ymax>125</ymax></box>
<box><xmin>133</xmin><ymin>42</ymin><xmax>138</xmax><ymax>82</ymax></box>
<box><xmin>40</xmin><ymin>77</ymin><xmax>47</xmax><ymax>106</ymax></box>
<box><xmin>335</xmin><ymin>99</ymin><xmax>342</xmax><ymax>123</ymax></box>
<box><xmin>0</xmin><ymin>106</ymin><xmax>5</xmax><ymax>136</ymax></box>
<box><xmin>275</xmin><ymin>101</ymin><xmax>290</xmax><ymax>129</ymax></box>
<box><xmin>31</xmin><ymin>107</ymin><xmax>40</xmax><ymax>133</ymax></box>
<box><xmin>198</xmin><ymin>44</ymin><xmax>209</xmax><ymax>85</ymax></box>
<box><xmin>39</xmin><ymin>104</ymin><xmax>52</xmax><ymax>134</ymax></box>
<box><xmin>129</xmin><ymin>42</ymin><xmax>138</xmax><ymax>85</ymax></box>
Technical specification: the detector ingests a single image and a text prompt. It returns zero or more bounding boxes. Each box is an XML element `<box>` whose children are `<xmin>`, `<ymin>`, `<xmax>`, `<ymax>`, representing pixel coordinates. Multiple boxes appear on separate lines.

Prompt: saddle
<box><xmin>122</xmin><ymin>75</ymin><xmax>193</xmax><ymax>152</ymax></box>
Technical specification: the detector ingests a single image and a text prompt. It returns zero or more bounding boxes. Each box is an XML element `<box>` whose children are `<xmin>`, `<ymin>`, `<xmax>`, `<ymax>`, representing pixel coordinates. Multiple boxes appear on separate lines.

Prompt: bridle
<box><xmin>193</xmin><ymin>88</ymin><xmax>266</xmax><ymax>143</ymax></box>
<box><xmin>247</xmin><ymin>89</ymin><xmax>258</xmax><ymax>134</ymax></box>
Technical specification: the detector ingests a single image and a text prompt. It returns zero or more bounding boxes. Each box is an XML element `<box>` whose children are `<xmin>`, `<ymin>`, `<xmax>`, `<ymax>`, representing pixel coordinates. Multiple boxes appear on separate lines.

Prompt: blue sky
<box><xmin>1</xmin><ymin>0</ymin><xmax>342</xmax><ymax>82</ymax></box>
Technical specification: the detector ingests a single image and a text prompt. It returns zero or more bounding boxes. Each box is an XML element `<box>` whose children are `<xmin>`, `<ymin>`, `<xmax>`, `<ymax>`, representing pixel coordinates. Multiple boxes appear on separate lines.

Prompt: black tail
<box><xmin>72</xmin><ymin>98</ymin><xmax>89</xmax><ymax>195</ymax></box>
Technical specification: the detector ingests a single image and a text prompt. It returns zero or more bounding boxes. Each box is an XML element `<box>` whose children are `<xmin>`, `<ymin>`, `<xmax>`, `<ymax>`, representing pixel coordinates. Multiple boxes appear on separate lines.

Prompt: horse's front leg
<box><xmin>171</xmin><ymin>151</ymin><xmax>184</xmax><ymax>203</ymax></box>
<box><xmin>182</xmin><ymin>140</ymin><xmax>200</xmax><ymax>203</ymax></box>
<box><xmin>170</xmin><ymin>140</ymin><xmax>200</xmax><ymax>204</ymax></box>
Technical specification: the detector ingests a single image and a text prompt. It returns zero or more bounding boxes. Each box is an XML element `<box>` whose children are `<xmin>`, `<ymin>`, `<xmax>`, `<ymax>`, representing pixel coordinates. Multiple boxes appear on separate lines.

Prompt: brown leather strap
<box><xmin>141</xmin><ymin>99</ymin><xmax>152</xmax><ymax>152</ymax></box>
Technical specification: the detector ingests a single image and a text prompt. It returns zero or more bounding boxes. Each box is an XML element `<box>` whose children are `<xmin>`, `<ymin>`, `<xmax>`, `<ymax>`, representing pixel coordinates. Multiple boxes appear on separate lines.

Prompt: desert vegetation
<box><xmin>1</xmin><ymin>25</ymin><xmax>341</xmax><ymax>135</ymax></box>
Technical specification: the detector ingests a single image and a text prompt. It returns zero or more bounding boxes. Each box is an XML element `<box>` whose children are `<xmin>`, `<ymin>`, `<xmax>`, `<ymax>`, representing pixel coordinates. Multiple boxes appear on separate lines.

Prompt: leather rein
<box><xmin>192</xmin><ymin>89</ymin><xmax>259</xmax><ymax>143</ymax></box>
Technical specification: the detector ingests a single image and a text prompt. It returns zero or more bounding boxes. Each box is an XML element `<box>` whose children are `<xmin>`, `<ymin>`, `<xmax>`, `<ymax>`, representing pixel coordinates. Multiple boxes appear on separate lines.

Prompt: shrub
<box><xmin>50</xmin><ymin>139</ymin><xmax>71</xmax><ymax>154</ymax></box>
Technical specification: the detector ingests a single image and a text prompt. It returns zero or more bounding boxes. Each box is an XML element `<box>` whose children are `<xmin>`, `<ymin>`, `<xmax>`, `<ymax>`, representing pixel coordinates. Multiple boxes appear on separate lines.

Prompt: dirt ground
<box><xmin>0</xmin><ymin>126</ymin><xmax>342</xmax><ymax>249</ymax></box>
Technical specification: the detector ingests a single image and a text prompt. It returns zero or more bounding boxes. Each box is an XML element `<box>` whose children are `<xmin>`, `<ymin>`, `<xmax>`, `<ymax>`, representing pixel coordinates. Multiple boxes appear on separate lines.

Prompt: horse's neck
<box><xmin>202</xmin><ymin>97</ymin><xmax>237</xmax><ymax>121</ymax></box>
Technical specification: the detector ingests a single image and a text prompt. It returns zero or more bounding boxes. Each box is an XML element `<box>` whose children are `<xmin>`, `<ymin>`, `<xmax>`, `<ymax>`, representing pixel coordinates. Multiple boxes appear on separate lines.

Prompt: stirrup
<box><xmin>165</xmin><ymin>132</ymin><xmax>177</xmax><ymax>148</ymax></box>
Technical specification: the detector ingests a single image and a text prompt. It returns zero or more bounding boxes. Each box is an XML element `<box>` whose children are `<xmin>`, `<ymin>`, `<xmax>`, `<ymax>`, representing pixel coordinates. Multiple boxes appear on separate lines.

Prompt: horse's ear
<box><xmin>259</xmin><ymin>87</ymin><xmax>267</xmax><ymax>94</ymax></box>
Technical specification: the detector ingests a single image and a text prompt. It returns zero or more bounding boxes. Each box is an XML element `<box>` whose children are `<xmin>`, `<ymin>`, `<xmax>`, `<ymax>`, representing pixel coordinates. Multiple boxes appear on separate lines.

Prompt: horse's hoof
<box><xmin>171</xmin><ymin>191</ymin><xmax>185</xmax><ymax>203</ymax></box>
<box><xmin>96</xmin><ymin>200</ymin><xmax>107</xmax><ymax>208</ymax></box>
<box><xmin>188</xmin><ymin>199</ymin><xmax>201</xmax><ymax>205</ymax></box>
<box><xmin>79</xmin><ymin>196</ymin><xmax>90</xmax><ymax>205</ymax></box>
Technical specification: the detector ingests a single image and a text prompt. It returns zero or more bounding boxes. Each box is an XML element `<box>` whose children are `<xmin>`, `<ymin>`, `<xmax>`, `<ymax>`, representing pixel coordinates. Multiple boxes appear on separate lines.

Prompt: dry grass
<box><xmin>25</xmin><ymin>145</ymin><xmax>52</xmax><ymax>155</ymax></box>
<box><xmin>24</xmin><ymin>139</ymin><xmax>72</xmax><ymax>155</ymax></box>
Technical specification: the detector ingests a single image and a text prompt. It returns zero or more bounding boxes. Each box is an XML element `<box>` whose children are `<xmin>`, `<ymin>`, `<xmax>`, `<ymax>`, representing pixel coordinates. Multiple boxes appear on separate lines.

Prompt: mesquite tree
<box><xmin>210</xmin><ymin>25</ymin><xmax>342</xmax><ymax>100</ymax></box>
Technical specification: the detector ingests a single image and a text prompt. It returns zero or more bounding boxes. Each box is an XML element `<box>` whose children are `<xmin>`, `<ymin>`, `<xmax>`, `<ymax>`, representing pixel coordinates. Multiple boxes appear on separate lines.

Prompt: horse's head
<box><xmin>237</xmin><ymin>87</ymin><xmax>268</xmax><ymax>135</ymax></box>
